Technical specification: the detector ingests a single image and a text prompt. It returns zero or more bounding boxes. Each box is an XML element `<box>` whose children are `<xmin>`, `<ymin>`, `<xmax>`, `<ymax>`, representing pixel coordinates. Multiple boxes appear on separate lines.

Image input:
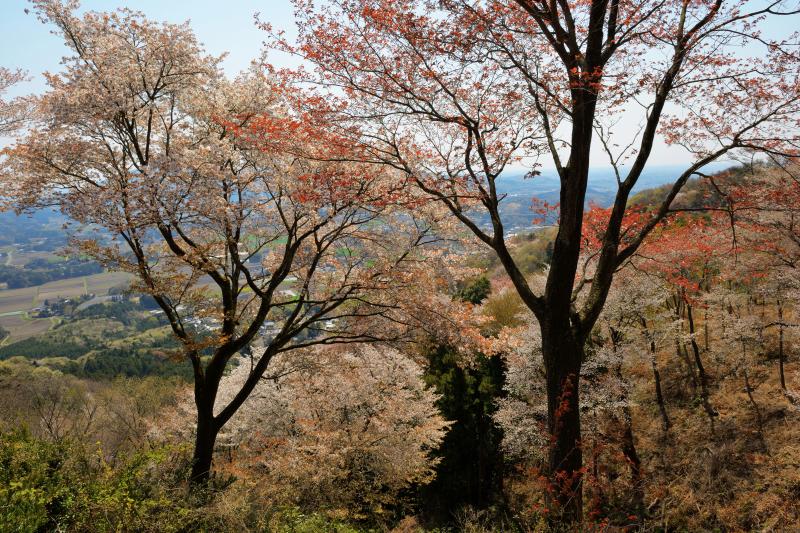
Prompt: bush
<box><xmin>0</xmin><ymin>427</ymin><xmax>206</xmax><ymax>532</ymax></box>
<box><xmin>267</xmin><ymin>508</ymin><xmax>369</xmax><ymax>533</ymax></box>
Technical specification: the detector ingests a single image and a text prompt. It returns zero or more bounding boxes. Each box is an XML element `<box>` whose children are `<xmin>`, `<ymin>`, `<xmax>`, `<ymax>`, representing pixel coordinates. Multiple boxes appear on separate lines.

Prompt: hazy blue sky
<box><xmin>0</xmin><ymin>0</ymin><xmax>299</xmax><ymax>95</ymax></box>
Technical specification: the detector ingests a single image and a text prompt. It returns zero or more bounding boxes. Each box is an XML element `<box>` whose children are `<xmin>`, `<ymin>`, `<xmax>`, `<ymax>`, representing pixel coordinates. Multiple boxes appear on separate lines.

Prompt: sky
<box><xmin>0</xmin><ymin>1</ymin><xmax>797</xmax><ymax>168</ymax></box>
<box><xmin>0</xmin><ymin>0</ymin><xmax>299</xmax><ymax>93</ymax></box>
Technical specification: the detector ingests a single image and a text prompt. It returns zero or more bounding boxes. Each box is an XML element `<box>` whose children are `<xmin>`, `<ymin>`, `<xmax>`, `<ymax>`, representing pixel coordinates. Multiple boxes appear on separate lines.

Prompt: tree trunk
<box><xmin>651</xmin><ymin>357</ymin><xmax>670</xmax><ymax>433</ymax></box>
<box><xmin>742</xmin><ymin>365</ymin><xmax>768</xmax><ymax>453</ymax></box>
<box><xmin>641</xmin><ymin>317</ymin><xmax>670</xmax><ymax>432</ymax></box>
<box><xmin>620</xmin><ymin>417</ymin><xmax>644</xmax><ymax>517</ymax></box>
<box><xmin>671</xmin><ymin>296</ymin><xmax>699</xmax><ymax>396</ymax></box>
<box><xmin>191</xmin><ymin>410</ymin><xmax>219</xmax><ymax>485</ymax></box>
<box><xmin>676</xmin><ymin>337</ymin><xmax>698</xmax><ymax>395</ymax></box>
<box><xmin>778</xmin><ymin>302</ymin><xmax>787</xmax><ymax>391</ymax></box>
<box><xmin>540</xmin><ymin>321</ymin><xmax>584</xmax><ymax>523</ymax></box>
<box><xmin>686</xmin><ymin>304</ymin><xmax>717</xmax><ymax>429</ymax></box>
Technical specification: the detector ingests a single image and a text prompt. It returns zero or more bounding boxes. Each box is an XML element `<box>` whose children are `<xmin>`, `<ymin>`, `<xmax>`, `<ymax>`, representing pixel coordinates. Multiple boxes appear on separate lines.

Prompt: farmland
<box><xmin>0</xmin><ymin>271</ymin><xmax>131</xmax><ymax>343</ymax></box>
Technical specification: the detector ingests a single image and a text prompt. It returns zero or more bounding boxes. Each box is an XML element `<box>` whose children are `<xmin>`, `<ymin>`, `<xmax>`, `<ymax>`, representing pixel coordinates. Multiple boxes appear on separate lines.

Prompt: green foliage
<box><xmin>508</xmin><ymin>230</ymin><xmax>555</xmax><ymax>274</ymax></box>
<box><xmin>79</xmin><ymin>346</ymin><xmax>190</xmax><ymax>381</ymax></box>
<box><xmin>0</xmin><ymin>428</ymin><xmax>72</xmax><ymax>532</ymax></box>
<box><xmin>629</xmin><ymin>165</ymin><xmax>751</xmax><ymax>210</ymax></box>
<box><xmin>138</xmin><ymin>294</ymin><xmax>161</xmax><ymax>310</ymax></box>
<box><xmin>481</xmin><ymin>290</ymin><xmax>526</xmax><ymax>337</ymax></box>
<box><xmin>72</xmin><ymin>300</ymin><xmax>168</xmax><ymax>332</ymax></box>
<box><xmin>0</xmin><ymin>428</ymin><xmax>204</xmax><ymax>533</ymax></box>
<box><xmin>456</xmin><ymin>276</ymin><xmax>492</xmax><ymax>304</ymax></box>
<box><xmin>480</xmin><ymin>228</ymin><xmax>556</xmax><ymax>275</ymax></box>
<box><xmin>0</xmin><ymin>301</ymin><xmax>188</xmax><ymax>380</ymax></box>
<box><xmin>0</xmin><ymin>336</ymin><xmax>90</xmax><ymax>360</ymax></box>
<box><xmin>0</xmin><ymin>426</ymin><xmax>381</xmax><ymax>533</ymax></box>
<box><xmin>268</xmin><ymin>508</ymin><xmax>370</xmax><ymax>533</ymax></box>
<box><xmin>421</xmin><ymin>344</ymin><xmax>506</xmax><ymax>523</ymax></box>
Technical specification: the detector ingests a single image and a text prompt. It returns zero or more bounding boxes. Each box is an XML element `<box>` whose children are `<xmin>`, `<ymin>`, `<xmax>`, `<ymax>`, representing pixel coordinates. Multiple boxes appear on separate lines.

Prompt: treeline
<box><xmin>0</xmin><ymin>258</ymin><xmax>103</xmax><ymax>289</ymax></box>
<box><xmin>0</xmin><ymin>337</ymin><xmax>89</xmax><ymax>360</ymax></box>
<box><xmin>69</xmin><ymin>344</ymin><xmax>191</xmax><ymax>380</ymax></box>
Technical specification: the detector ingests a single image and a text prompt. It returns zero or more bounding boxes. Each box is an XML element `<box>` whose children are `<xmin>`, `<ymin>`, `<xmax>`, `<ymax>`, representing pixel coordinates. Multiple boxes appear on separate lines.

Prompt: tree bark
<box><xmin>778</xmin><ymin>301</ymin><xmax>787</xmax><ymax>391</ymax></box>
<box><xmin>676</xmin><ymin>337</ymin><xmax>698</xmax><ymax>395</ymax></box>
<box><xmin>641</xmin><ymin>317</ymin><xmax>670</xmax><ymax>432</ymax></box>
<box><xmin>686</xmin><ymin>303</ymin><xmax>717</xmax><ymax>428</ymax></box>
<box><xmin>190</xmin><ymin>369</ymin><xmax>224</xmax><ymax>486</ymax></box>
<box><xmin>540</xmin><ymin>321</ymin><xmax>584</xmax><ymax>523</ymax></box>
<box><xmin>742</xmin><ymin>365</ymin><xmax>768</xmax><ymax>453</ymax></box>
<box><xmin>620</xmin><ymin>418</ymin><xmax>644</xmax><ymax>517</ymax></box>
<box><xmin>190</xmin><ymin>409</ymin><xmax>219</xmax><ymax>485</ymax></box>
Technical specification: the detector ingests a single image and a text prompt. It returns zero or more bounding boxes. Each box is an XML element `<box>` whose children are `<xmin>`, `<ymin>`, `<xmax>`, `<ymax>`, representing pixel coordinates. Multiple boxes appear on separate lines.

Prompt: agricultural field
<box><xmin>0</xmin><ymin>314</ymin><xmax>54</xmax><ymax>346</ymax></box>
<box><xmin>2</xmin><ymin>248</ymin><xmax>64</xmax><ymax>268</ymax></box>
<box><xmin>0</xmin><ymin>271</ymin><xmax>131</xmax><ymax>343</ymax></box>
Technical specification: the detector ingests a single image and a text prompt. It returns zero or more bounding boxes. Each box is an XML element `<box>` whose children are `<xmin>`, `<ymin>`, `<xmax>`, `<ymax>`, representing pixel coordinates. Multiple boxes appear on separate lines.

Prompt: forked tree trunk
<box><xmin>540</xmin><ymin>321</ymin><xmax>584</xmax><ymax>523</ymax></box>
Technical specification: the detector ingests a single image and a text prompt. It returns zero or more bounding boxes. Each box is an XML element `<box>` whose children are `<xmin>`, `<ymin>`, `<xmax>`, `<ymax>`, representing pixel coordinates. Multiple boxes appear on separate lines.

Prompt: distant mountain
<box><xmin>491</xmin><ymin>163</ymin><xmax>733</xmax><ymax>232</ymax></box>
<box><xmin>0</xmin><ymin>208</ymin><xmax>69</xmax><ymax>249</ymax></box>
<box><xmin>0</xmin><ymin>163</ymin><xmax>735</xmax><ymax>243</ymax></box>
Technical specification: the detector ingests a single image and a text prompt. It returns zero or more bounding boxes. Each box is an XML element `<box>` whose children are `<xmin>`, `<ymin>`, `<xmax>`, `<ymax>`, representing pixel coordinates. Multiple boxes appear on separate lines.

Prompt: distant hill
<box><xmin>491</xmin><ymin>163</ymin><xmax>733</xmax><ymax>232</ymax></box>
<box><xmin>0</xmin><ymin>208</ymin><xmax>69</xmax><ymax>249</ymax></box>
<box><xmin>0</xmin><ymin>163</ymin><xmax>735</xmax><ymax>243</ymax></box>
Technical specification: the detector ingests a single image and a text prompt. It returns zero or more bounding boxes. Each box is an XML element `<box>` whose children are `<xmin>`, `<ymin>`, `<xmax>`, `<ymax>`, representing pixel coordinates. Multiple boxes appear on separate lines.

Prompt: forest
<box><xmin>0</xmin><ymin>258</ymin><xmax>103</xmax><ymax>289</ymax></box>
<box><xmin>0</xmin><ymin>0</ymin><xmax>799</xmax><ymax>531</ymax></box>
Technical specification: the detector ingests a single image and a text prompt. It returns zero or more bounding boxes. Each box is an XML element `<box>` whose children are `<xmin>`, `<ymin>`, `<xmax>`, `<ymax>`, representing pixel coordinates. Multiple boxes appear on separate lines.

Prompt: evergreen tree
<box><xmin>421</xmin><ymin>343</ymin><xmax>506</xmax><ymax>522</ymax></box>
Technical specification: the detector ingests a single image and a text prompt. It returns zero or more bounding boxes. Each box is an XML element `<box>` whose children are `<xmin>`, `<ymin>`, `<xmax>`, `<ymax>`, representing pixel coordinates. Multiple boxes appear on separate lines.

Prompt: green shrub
<box><xmin>268</xmin><ymin>507</ymin><xmax>370</xmax><ymax>533</ymax></box>
<box><xmin>0</xmin><ymin>428</ymin><xmax>200</xmax><ymax>532</ymax></box>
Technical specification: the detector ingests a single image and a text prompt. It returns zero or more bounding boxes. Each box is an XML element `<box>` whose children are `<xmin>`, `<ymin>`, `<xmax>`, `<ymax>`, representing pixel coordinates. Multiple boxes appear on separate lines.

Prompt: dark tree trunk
<box><xmin>189</xmin><ymin>365</ymin><xmax>225</xmax><ymax>487</ymax></box>
<box><xmin>651</xmin><ymin>357</ymin><xmax>670</xmax><ymax>433</ymax></box>
<box><xmin>620</xmin><ymin>418</ymin><xmax>644</xmax><ymax>516</ymax></box>
<box><xmin>641</xmin><ymin>317</ymin><xmax>670</xmax><ymax>432</ymax></box>
<box><xmin>190</xmin><ymin>409</ymin><xmax>219</xmax><ymax>485</ymax></box>
<box><xmin>778</xmin><ymin>302</ymin><xmax>787</xmax><ymax>391</ymax></box>
<box><xmin>742</xmin><ymin>365</ymin><xmax>768</xmax><ymax>453</ymax></box>
<box><xmin>686</xmin><ymin>304</ymin><xmax>717</xmax><ymax>428</ymax></box>
<box><xmin>671</xmin><ymin>296</ymin><xmax>699</xmax><ymax>396</ymax></box>
<box><xmin>540</xmin><ymin>321</ymin><xmax>584</xmax><ymax>523</ymax></box>
<box><xmin>676</xmin><ymin>337</ymin><xmax>699</xmax><ymax>395</ymax></box>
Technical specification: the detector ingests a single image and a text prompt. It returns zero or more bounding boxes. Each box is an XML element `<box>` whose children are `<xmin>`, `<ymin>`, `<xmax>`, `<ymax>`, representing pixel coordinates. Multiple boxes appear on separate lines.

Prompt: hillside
<box><xmin>0</xmin><ymin>0</ymin><xmax>797</xmax><ymax>529</ymax></box>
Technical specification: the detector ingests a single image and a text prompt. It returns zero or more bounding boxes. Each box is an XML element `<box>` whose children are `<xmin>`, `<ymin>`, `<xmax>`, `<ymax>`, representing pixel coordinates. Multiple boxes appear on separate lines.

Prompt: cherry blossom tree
<box><xmin>0</xmin><ymin>1</ymin><xmax>439</xmax><ymax>484</ymax></box>
<box><xmin>283</xmin><ymin>0</ymin><xmax>800</xmax><ymax>519</ymax></box>
<box><xmin>0</xmin><ymin>67</ymin><xmax>31</xmax><ymax>136</ymax></box>
<box><xmin>705</xmin><ymin>163</ymin><xmax>800</xmax><ymax>392</ymax></box>
<box><xmin>210</xmin><ymin>345</ymin><xmax>448</xmax><ymax>518</ymax></box>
